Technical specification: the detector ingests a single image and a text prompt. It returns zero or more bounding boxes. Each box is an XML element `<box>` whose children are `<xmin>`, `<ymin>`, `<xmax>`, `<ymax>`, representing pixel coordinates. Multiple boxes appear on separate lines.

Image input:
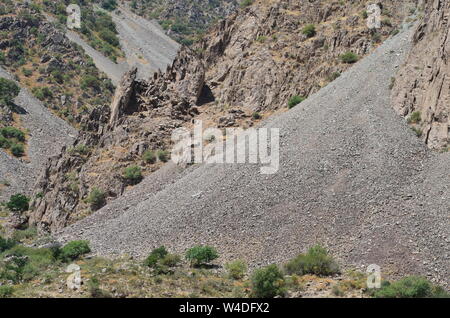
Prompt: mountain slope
<box><xmin>29</xmin><ymin>0</ymin><xmax>419</xmax><ymax>231</ymax></box>
<box><xmin>0</xmin><ymin>67</ymin><xmax>76</xmax><ymax>201</ymax></box>
<box><xmin>59</xmin><ymin>27</ymin><xmax>450</xmax><ymax>285</ymax></box>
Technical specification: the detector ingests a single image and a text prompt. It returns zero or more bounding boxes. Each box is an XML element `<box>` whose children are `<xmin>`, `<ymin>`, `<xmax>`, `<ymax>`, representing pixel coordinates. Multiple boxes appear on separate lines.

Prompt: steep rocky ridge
<box><xmin>29</xmin><ymin>0</ymin><xmax>421</xmax><ymax>231</ymax></box>
<box><xmin>392</xmin><ymin>0</ymin><xmax>449</xmax><ymax>150</ymax></box>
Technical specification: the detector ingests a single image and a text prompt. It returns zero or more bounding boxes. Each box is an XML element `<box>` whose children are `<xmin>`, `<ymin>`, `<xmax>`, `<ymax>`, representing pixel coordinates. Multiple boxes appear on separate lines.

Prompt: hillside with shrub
<box><xmin>0</xmin><ymin>0</ymin><xmax>114</xmax><ymax>125</ymax></box>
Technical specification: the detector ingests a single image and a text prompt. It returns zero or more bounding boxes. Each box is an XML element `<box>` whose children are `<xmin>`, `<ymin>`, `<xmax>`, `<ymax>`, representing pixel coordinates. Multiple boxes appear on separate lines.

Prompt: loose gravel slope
<box><xmin>0</xmin><ymin>67</ymin><xmax>77</xmax><ymax>200</ymax></box>
<box><xmin>60</xmin><ymin>27</ymin><xmax>449</xmax><ymax>285</ymax></box>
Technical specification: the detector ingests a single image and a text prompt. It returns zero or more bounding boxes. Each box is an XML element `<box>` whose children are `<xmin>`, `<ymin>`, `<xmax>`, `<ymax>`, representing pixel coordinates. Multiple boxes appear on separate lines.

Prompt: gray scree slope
<box><xmin>0</xmin><ymin>67</ymin><xmax>77</xmax><ymax>200</ymax></box>
<box><xmin>59</xmin><ymin>28</ymin><xmax>449</xmax><ymax>284</ymax></box>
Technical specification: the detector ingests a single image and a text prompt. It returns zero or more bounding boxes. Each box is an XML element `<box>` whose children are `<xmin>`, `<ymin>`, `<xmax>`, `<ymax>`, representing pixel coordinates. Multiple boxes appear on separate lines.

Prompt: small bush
<box><xmin>240</xmin><ymin>0</ymin><xmax>253</xmax><ymax>8</ymax></box>
<box><xmin>160</xmin><ymin>254</ymin><xmax>181</xmax><ymax>267</ymax></box>
<box><xmin>284</xmin><ymin>245</ymin><xmax>340</xmax><ymax>276</ymax></box>
<box><xmin>252</xmin><ymin>112</ymin><xmax>262</xmax><ymax>120</ymax></box>
<box><xmin>6</xmin><ymin>194</ymin><xmax>30</xmax><ymax>213</ymax></box>
<box><xmin>10</xmin><ymin>143</ymin><xmax>24</xmax><ymax>157</ymax></box>
<box><xmin>371</xmin><ymin>276</ymin><xmax>449</xmax><ymax>298</ymax></box>
<box><xmin>225</xmin><ymin>260</ymin><xmax>247</xmax><ymax>280</ymax></box>
<box><xmin>86</xmin><ymin>187</ymin><xmax>105</xmax><ymax>211</ymax></box>
<box><xmin>0</xmin><ymin>285</ymin><xmax>13</xmax><ymax>298</ymax></box>
<box><xmin>123</xmin><ymin>165</ymin><xmax>142</xmax><ymax>184</ymax></box>
<box><xmin>0</xmin><ymin>127</ymin><xmax>25</xmax><ymax>142</ymax></box>
<box><xmin>144</xmin><ymin>246</ymin><xmax>168</xmax><ymax>267</ymax></box>
<box><xmin>185</xmin><ymin>245</ymin><xmax>219</xmax><ymax>267</ymax></box>
<box><xmin>69</xmin><ymin>144</ymin><xmax>90</xmax><ymax>156</ymax></box>
<box><xmin>251</xmin><ymin>264</ymin><xmax>285</xmax><ymax>298</ymax></box>
<box><xmin>0</xmin><ymin>235</ymin><xmax>16</xmax><ymax>253</ymax></box>
<box><xmin>0</xmin><ymin>77</ymin><xmax>20</xmax><ymax>105</ymax></box>
<box><xmin>157</xmin><ymin>150</ymin><xmax>170</xmax><ymax>163</ymax></box>
<box><xmin>340</xmin><ymin>51</ymin><xmax>359</xmax><ymax>64</ymax></box>
<box><xmin>59</xmin><ymin>240</ymin><xmax>91</xmax><ymax>261</ymax></box>
<box><xmin>302</xmin><ymin>24</ymin><xmax>316</xmax><ymax>38</ymax></box>
<box><xmin>407</xmin><ymin>111</ymin><xmax>421</xmax><ymax>124</ymax></box>
<box><xmin>143</xmin><ymin>150</ymin><xmax>156</xmax><ymax>164</ymax></box>
<box><xmin>288</xmin><ymin>95</ymin><xmax>305</xmax><ymax>109</ymax></box>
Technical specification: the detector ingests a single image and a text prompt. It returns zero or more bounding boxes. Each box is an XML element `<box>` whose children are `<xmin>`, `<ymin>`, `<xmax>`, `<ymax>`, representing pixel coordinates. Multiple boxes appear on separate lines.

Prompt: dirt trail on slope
<box><xmin>0</xmin><ymin>67</ymin><xmax>77</xmax><ymax>200</ymax></box>
<box><xmin>59</xmin><ymin>27</ymin><xmax>449</xmax><ymax>285</ymax></box>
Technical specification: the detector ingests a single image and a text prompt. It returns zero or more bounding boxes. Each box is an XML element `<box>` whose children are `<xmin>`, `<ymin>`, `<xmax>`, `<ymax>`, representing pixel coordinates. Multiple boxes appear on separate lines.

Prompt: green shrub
<box><xmin>157</xmin><ymin>150</ymin><xmax>170</xmax><ymax>163</ymax></box>
<box><xmin>225</xmin><ymin>260</ymin><xmax>247</xmax><ymax>280</ymax></box>
<box><xmin>0</xmin><ymin>235</ymin><xmax>16</xmax><ymax>253</ymax></box>
<box><xmin>0</xmin><ymin>135</ymin><xmax>10</xmax><ymax>149</ymax></box>
<box><xmin>288</xmin><ymin>95</ymin><xmax>305</xmax><ymax>109</ymax></box>
<box><xmin>59</xmin><ymin>240</ymin><xmax>91</xmax><ymax>261</ymax></box>
<box><xmin>143</xmin><ymin>150</ymin><xmax>156</xmax><ymax>164</ymax></box>
<box><xmin>371</xmin><ymin>276</ymin><xmax>449</xmax><ymax>298</ymax></box>
<box><xmin>6</xmin><ymin>194</ymin><xmax>30</xmax><ymax>213</ymax></box>
<box><xmin>240</xmin><ymin>0</ymin><xmax>254</xmax><ymax>8</ymax></box>
<box><xmin>0</xmin><ymin>77</ymin><xmax>20</xmax><ymax>105</ymax></box>
<box><xmin>123</xmin><ymin>165</ymin><xmax>142</xmax><ymax>184</ymax></box>
<box><xmin>284</xmin><ymin>245</ymin><xmax>340</xmax><ymax>276</ymax></box>
<box><xmin>302</xmin><ymin>24</ymin><xmax>316</xmax><ymax>38</ymax></box>
<box><xmin>252</xmin><ymin>112</ymin><xmax>262</xmax><ymax>120</ymax></box>
<box><xmin>10</xmin><ymin>143</ymin><xmax>24</xmax><ymax>157</ymax></box>
<box><xmin>86</xmin><ymin>187</ymin><xmax>106</xmax><ymax>211</ymax></box>
<box><xmin>251</xmin><ymin>264</ymin><xmax>285</xmax><ymax>298</ymax></box>
<box><xmin>407</xmin><ymin>111</ymin><xmax>421</xmax><ymax>124</ymax></box>
<box><xmin>340</xmin><ymin>51</ymin><xmax>359</xmax><ymax>64</ymax></box>
<box><xmin>160</xmin><ymin>253</ymin><xmax>181</xmax><ymax>267</ymax></box>
<box><xmin>0</xmin><ymin>126</ymin><xmax>25</xmax><ymax>141</ymax></box>
<box><xmin>185</xmin><ymin>245</ymin><xmax>219</xmax><ymax>267</ymax></box>
<box><xmin>69</xmin><ymin>144</ymin><xmax>90</xmax><ymax>156</ymax></box>
<box><xmin>0</xmin><ymin>285</ymin><xmax>13</xmax><ymax>298</ymax></box>
<box><xmin>144</xmin><ymin>246</ymin><xmax>168</xmax><ymax>267</ymax></box>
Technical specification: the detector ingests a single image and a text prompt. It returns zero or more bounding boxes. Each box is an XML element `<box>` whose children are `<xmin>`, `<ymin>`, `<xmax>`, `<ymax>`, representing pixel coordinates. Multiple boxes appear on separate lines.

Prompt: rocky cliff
<box><xmin>392</xmin><ymin>0</ymin><xmax>449</xmax><ymax>150</ymax></box>
<box><xmin>30</xmin><ymin>0</ymin><xmax>420</xmax><ymax>231</ymax></box>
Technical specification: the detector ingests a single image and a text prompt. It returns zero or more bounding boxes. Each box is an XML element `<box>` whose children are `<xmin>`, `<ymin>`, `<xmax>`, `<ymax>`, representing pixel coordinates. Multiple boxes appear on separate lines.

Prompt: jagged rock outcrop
<box><xmin>30</xmin><ymin>48</ymin><xmax>204</xmax><ymax>232</ymax></box>
<box><xmin>392</xmin><ymin>0</ymin><xmax>449</xmax><ymax>150</ymax></box>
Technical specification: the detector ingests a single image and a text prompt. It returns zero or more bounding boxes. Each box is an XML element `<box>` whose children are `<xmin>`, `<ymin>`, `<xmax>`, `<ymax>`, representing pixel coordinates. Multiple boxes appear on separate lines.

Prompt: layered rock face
<box><xmin>198</xmin><ymin>0</ymin><xmax>418</xmax><ymax>112</ymax></box>
<box><xmin>392</xmin><ymin>0</ymin><xmax>450</xmax><ymax>150</ymax></box>
<box><xmin>29</xmin><ymin>0</ymin><xmax>420</xmax><ymax>231</ymax></box>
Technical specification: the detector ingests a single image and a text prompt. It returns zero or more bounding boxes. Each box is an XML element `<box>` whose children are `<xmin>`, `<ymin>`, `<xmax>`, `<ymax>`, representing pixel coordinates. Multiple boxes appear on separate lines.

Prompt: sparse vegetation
<box><xmin>407</xmin><ymin>111</ymin><xmax>421</xmax><ymax>124</ymax></box>
<box><xmin>59</xmin><ymin>240</ymin><xmax>91</xmax><ymax>262</ymax></box>
<box><xmin>371</xmin><ymin>276</ymin><xmax>449</xmax><ymax>298</ymax></box>
<box><xmin>0</xmin><ymin>77</ymin><xmax>20</xmax><ymax>106</ymax></box>
<box><xmin>85</xmin><ymin>187</ymin><xmax>106</xmax><ymax>211</ymax></box>
<box><xmin>123</xmin><ymin>165</ymin><xmax>143</xmax><ymax>184</ymax></box>
<box><xmin>157</xmin><ymin>150</ymin><xmax>170</xmax><ymax>163</ymax></box>
<box><xmin>142</xmin><ymin>150</ymin><xmax>156</xmax><ymax>164</ymax></box>
<box><xmin>284</xmin><ymin>245</ymin><xmax>340</xmax><ymax>276</ymax></box>
<box><xmin>185</xmin><ymin>245</ymin><xmax>219</xmax><ymax>267</ymax></box>
<box><xmin>6</xmin><ymin>194</ymin><xmax>30</xmax><ymax>213</ymax></box>
<box><xmin>340</xmin><ymin>51</ymin><xmax>359</xmax><ymax>64</ymax></box>
<box><xmin>251</xmin><ymin>264</ymin><xmax>285</xmax><ymax>298</ymax></box>
<box><xmin>302</xmin><ymin>24</ymin><xmax>316</xmax><ymax>38</ymax></box>
<box><xmin>288</xmin><ymin>95</ymin><xmax>306</xmax><ymax>109</ymax></box>
<box><xmin>225</xmin><ymin>260</ymin><xmax>247</xmax><ymax>280</ymax></box>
